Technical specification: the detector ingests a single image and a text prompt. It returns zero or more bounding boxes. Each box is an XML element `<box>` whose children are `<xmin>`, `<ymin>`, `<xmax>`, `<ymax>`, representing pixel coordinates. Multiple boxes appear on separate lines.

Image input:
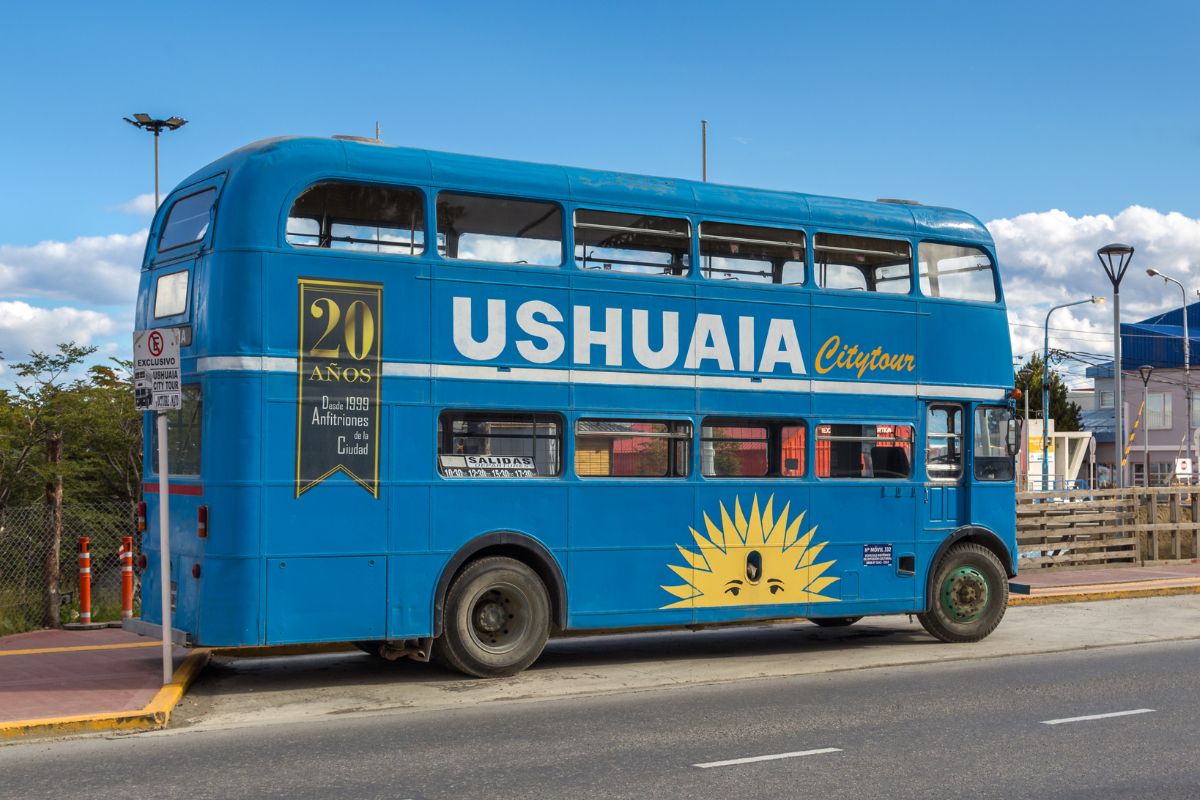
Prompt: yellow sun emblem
<box><xmin>661</xmin><ymin>494</ymin><xmax>839</xmax><ymax>609</ymax></box>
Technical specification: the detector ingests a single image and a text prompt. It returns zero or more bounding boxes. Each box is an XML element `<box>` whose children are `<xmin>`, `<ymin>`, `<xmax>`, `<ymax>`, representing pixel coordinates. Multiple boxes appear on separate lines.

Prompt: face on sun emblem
<box><xmin>661</xmin><ymin>494</ymin><xmax>839</xmax><ymax>609</ymax></box>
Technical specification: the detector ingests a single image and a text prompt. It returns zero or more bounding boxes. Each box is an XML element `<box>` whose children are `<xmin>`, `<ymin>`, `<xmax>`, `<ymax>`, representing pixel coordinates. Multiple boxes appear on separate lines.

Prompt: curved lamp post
<box><xmin>1147</xmin><ymin>268</ymin><xmax>1192</xmax><ymax>481</ymax></box>
<box><xmin>1043</xmin><ymin>296</ymin><xmax>1104</xmax><ymax>491</ymax></box>
<box><xmin>1099</xmin><ymin>244</ymin><xmax>1135</xmax><ymax>487</ymax></box>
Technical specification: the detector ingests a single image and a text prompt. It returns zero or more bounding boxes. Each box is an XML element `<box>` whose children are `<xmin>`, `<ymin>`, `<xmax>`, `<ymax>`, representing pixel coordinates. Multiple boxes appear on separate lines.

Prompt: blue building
<box><xmin>1086</xmin><ymin>302</ymin><xmax>1200</xmax><ymax>486</ymax></box>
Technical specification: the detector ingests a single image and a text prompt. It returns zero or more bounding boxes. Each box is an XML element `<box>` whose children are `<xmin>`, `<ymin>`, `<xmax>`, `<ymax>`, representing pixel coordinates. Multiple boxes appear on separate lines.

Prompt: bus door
<box><xmin>809</xmin><ymin>422</ymin><xmax>919</xmax><ymax>616</ymax></box>
<box><xmin>920</xmin><ymin>403</ymin><xmax>968</xmax><ymax>580</ymax></box>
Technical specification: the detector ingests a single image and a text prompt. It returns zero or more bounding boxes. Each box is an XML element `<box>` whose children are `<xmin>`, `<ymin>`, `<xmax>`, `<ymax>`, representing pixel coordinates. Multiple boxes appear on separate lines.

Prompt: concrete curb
<box><xmin>1008</xmin><ymin>583</ymin><xmax>1200</xmax><ymax>606</ymax></box>
<box><xmin>0</xmin><ymin>648</ymin><xmax>211</xmax><ymax>740</ymax></box>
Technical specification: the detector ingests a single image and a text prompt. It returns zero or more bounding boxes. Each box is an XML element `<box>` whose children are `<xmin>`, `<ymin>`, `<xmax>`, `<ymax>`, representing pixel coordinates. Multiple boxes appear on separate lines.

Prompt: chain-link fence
<box><xmin>0</xmin><ymin>501</ymin><xmax>138</xmax><ymax>636</ymax></box>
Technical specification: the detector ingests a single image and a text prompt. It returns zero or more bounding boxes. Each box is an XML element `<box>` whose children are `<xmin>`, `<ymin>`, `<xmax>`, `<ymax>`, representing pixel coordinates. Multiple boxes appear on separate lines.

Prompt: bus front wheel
<box><xmin>918</xmin><ymin>542</ymin><xmax>1007</xmax><ymax>643</ymax></box>
<box><xmin>437</xmin><ymin>556</ymin><xmax>550</xmax><ymax>678</ymax></box>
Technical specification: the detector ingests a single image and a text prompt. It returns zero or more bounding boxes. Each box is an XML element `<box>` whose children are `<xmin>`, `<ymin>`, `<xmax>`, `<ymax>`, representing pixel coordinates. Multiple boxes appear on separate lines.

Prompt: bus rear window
<box><xmin>159</xmin><ymin>189</ymin><xmax>216</xmax><ymax>252</ymax></box>
<box><xmin>151</xmin><ymin>385</ymin><xmax>202</xmax><ymax>476</ymax></box>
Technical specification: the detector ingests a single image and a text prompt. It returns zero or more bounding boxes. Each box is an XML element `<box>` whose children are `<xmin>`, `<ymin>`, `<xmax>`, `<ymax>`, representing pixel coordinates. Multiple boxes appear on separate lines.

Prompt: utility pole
<box><xmin>701</xmin><ymin>119</ymin><xmax>708</xmax><ymax>182</ymax></box>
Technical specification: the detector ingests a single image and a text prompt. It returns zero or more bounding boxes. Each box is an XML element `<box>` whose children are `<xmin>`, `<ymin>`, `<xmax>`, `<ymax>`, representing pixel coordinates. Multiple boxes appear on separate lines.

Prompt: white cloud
<box><xmin>0</xmin><ymin>230</ymin><xmax>147</xmax><ymax>305</ymax></box>
<box><xmin>987</xmin><ymin>206</ymin><xmax>1200</xmax><ymax>384</ymax></box>
<box><xmin>118</xmin><ymin>193</ymin><xmax>157</xmax><ymax>215</ymax></box>
<box><xmin>0</xmin><ymin>301</ymin><xmax>118</xmax><ymax>361</ymax></box>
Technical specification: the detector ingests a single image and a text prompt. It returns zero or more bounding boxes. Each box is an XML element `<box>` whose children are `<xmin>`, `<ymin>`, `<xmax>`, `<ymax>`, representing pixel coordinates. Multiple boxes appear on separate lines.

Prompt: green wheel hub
<box><xmin>939</xmin><ymin>565</ymin><xmax>989</xmax><ymax>623</ymax></box>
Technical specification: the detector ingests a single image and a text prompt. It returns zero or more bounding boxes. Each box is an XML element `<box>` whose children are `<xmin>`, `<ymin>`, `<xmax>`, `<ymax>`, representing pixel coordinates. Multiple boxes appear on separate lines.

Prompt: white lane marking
<box><xmin>1041</xmin><ymin>708</ymin><xmax>1156</xmax><ymax>726</ymax></box>
<box><xmin>693</xmin><ymin>747</ymin><xmax>842</xmax><ymax>769</ymax></box>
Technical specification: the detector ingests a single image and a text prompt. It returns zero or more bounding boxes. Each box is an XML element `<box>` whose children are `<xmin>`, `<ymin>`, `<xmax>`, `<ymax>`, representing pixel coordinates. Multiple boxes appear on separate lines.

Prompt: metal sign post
<box><xmin>134</xmin><ymin>328</ymin><xmax>181</xmax><ymax>685</ymax></box>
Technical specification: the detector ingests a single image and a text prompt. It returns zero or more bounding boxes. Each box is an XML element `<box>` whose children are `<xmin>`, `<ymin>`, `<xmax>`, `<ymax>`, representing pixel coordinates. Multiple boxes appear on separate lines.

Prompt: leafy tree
<box><xmin>0</xmin><ymin>345</ymin><xmax>142</xmax><ymax>511</ymax></box>
<box><xmin>1014</xmin><ymin>352</ymin><xmax>1082</xmax><ymax>432</ymax></box>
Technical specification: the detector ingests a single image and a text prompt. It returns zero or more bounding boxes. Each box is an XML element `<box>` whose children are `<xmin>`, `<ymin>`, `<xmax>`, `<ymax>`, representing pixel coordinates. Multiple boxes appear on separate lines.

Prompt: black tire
<box><xmin>436</xmin><ymin>556</ymin><xmax>550</xmax><ymax>678</ymax></box>
<box><xmin>917</xmin><ymin>542</ymin><xmax>1008</xmax><ymax>643</ymax></box>
<box><xmin>810</xmin><ymin>616</ymin><xmax>864</xmax><ymax>628</ymax></box>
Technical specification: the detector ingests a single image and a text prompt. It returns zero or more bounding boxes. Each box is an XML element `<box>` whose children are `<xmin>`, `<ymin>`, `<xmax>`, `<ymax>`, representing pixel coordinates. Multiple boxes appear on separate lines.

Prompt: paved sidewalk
<box><xmin>1011</xmin><ymin>561</ymin><xmax>1200</xmax><ymax>602</ymax></box>
<box><xmin>0</xmin><ymin>627</ymin><xmax>207</xmax><ymax>739</ymax></box>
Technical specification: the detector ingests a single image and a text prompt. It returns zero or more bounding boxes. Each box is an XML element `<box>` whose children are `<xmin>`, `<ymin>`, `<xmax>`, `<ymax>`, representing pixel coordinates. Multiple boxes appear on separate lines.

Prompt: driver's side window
<box><xmin>925</xmin><ymin>404</ymin><xmax>963</xmax><ymax>481</ymax></box>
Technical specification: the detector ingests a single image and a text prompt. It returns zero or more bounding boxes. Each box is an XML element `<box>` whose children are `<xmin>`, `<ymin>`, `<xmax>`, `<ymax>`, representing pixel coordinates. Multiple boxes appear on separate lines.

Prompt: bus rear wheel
<box><xmin>437</xmin><ymin>556</ymin><xmax>550</xmax><ymax>678</ymax></box>
<box><xmin>917</xmin><ymin>542</ymin><xmax>1007</xmax><ymax>643</ymax></box>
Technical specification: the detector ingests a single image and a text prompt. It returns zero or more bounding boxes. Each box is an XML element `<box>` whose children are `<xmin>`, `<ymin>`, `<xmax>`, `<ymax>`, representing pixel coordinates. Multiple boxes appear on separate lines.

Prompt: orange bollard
<box><xmin>120</xmin><ymin>536</ymin><xmax>134</xmax><ymax>620</ymax></box>
<box><xmin>78</xmin><ymin>537</ymin><xmax>92</xmax><ymax>625</ymax></box>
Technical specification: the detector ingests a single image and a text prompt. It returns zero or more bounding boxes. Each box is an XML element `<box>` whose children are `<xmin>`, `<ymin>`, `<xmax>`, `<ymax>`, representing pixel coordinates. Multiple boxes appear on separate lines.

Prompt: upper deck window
<box><xmin>287</xmin><ymin>182</ymin><xmax>425</xmax><ymax>254</ymax></box>
<box><xmin>918</xmin><ymin>242</ymin><xmax>998</xmax><ymax>302</ymax></box>
<box><xmin>700</xmin><ymin>222</ymin><xmax>805</xmax><ymax>285</ymax></box>
<box><xmin>159</xmin><ymin>188</ymin><xmax>216</xmax><ymax>252</ymax></box>
<box><xmin>814</xmin><ymin>233</ymin><xmax>911</xmax><ymax>294</ymax></box>
<box><xmin>436</xmin><ymin>193</ymin><xmax>562</xmax><ymax>267</ymax></box>
<box><xmin>575</xmin><ymin>209</ymin><xmax>690</xmax><ymax>277</ymax></box>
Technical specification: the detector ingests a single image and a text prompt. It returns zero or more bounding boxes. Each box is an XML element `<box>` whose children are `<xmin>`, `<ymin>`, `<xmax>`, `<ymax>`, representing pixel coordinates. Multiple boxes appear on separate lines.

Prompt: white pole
<box><xmin>156</xmin><ymin>411</ymin><xmax>173</xmax><ymax>685</ymax></box>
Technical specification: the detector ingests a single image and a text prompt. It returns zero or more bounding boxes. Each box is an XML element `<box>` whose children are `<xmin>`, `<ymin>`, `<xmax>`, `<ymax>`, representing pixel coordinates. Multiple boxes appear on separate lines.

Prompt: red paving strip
<box><xmin>1014</xmin><ymin>563</ymin><xmax>1200</xmax><ymax>591</ymax></box>
<box><xmin>0</xmin><ymin>628</ymin><xmax>187</xmax><ymax>725</ymax></box>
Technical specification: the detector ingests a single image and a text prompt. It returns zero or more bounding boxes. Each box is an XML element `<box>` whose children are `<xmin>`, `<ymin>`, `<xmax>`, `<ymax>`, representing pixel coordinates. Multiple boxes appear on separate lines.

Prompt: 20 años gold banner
<box><xmin>295</xmin><ymin>278</ymin><xmax>383</xmax><ymax>498</ymax></box>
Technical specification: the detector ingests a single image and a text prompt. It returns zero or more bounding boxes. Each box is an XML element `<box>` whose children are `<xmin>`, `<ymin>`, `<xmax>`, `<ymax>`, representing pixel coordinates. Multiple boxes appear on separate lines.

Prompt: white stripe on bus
<box><xmin>195</xmin><ymin>357</ymin><xmax>1006</xmax><ymax>401</ymax></box>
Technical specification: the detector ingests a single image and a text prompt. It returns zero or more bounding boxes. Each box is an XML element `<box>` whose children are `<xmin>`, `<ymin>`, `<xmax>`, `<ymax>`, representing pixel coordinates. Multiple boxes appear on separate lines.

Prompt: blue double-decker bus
<box><xmin>131</xmin><ymin>136</ymin><xmax>1020</xmax><ymax>677</ymax></box>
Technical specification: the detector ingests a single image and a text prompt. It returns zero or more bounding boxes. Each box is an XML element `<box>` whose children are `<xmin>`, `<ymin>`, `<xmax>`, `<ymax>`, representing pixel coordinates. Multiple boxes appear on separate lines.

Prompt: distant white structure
<box><xmin>1023</xmin><ymin>418</ymin><xmax>1095</xmax><ymax>491</ymax></box>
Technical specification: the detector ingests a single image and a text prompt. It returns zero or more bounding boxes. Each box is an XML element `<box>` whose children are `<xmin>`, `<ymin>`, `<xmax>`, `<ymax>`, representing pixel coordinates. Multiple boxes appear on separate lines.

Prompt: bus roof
<box><xmin>170</xmin><ymin>136</ymin><xmax>994</xmax><ymax>253</ymax></box>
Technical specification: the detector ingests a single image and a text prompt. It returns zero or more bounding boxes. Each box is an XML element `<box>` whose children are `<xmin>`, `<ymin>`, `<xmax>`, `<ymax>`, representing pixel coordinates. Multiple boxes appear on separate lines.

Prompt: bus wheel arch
<box><xmin>433</xmin><ymin>531</ymin><xmax>567</xmax><ymax>640</ymax></box>
<box><xmin>927</xmin><ymin>525</ymin><xmax>1014</xmax><ymax>597</ymax></box>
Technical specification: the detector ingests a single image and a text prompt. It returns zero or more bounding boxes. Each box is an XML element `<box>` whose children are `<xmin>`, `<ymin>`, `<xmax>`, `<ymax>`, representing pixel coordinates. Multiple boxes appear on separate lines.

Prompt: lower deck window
<box><xmin>150</xmin><ymin>385</ymin><xmax>202</xmax><ymax>476</ymax></box>
<box><xmin>973</xmin><ymin>406</ymin><xmax>1015</xmax><ymax>482</ymax></box>
<box><xmin>438</xmin><ymin>411</ymin><xmax>562</xmax><ymax>477</ymax></box>
<box><xmin>576</xmin><ymin>419</ymin><xmax>692</xmax><ymax>477</ymax></box>
<box><xmin>816</xmin><ymin>423</ymin><xmax>913</xmax><ymax>479</ymax></box>
<box><xmin>701</xmin><ymin>418</ymin><xmax>806</xmax><ymax>477</ymax></box>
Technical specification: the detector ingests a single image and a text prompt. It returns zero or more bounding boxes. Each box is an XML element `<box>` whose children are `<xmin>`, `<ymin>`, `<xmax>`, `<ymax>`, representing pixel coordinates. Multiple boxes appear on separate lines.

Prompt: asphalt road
<box><xmin>3</xmin><ymin>639</ymin><xmax>1198</xmax><ymax>799</ymax></box>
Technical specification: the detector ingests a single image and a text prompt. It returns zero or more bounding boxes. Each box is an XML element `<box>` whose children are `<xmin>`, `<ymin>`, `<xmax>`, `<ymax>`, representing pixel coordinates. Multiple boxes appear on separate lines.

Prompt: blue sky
<box><xmin>1</xmin><ymin>1</ymin><xmax>1198</xmax><ymax>385</ymax></box>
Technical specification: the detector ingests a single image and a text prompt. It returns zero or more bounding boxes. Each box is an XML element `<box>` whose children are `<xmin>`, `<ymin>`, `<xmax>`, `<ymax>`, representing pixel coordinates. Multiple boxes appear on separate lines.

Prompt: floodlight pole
<box><xmin>1043</xmin><ymin>297</ymin><xmax>1101</xmax><ymax>491</ymax></box>
<box><xmin>1099</xmin><ymin>244</ymin><xmax>1135</xmax><ymax>488</ymax></box>
<box><xmin>123</xmin><ymin>115</ymin><xmax>188</xmax><ymax>209</ymax></box>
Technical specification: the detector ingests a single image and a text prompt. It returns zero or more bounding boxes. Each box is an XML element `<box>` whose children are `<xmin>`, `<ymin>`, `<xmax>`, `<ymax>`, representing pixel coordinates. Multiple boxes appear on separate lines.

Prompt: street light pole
<box><xmin>1099</xmin><ymin>244</ymin><xmax>1135</xmax><ymax>488</ymax></box>
<box><xmin>123</xmin><ymin>114</ymin><xmax>188</xmax><ymax>209</ymax></box>
<box><xmin>1139</xmin><ymin>365</ymin><xmax>1155</xmax><ymax>486</ymax></box>
<box><xmin>1147</xmin><ymin>268</ymin><xmax>1192</xmax><ymax>482</ymax></box>
<box><xmin>1043</xmin><ymin>296</ymin><xmax>1104</xmax><ymax>491</ymax></box>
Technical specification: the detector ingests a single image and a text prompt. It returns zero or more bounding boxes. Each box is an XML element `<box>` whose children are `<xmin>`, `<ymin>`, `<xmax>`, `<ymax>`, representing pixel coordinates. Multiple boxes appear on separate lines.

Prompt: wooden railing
<box><xmin>1016</xmin><ymin>487</ymin><xmax>1200</xmax><ymax>571</ymax></box>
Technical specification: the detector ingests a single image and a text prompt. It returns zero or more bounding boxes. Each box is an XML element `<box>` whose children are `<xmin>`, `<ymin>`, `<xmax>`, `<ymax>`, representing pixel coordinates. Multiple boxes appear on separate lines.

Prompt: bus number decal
<box><xmin>295</xmin><ymin>278</ymin><xmax>383</xmax><ymax>498</ymax></box>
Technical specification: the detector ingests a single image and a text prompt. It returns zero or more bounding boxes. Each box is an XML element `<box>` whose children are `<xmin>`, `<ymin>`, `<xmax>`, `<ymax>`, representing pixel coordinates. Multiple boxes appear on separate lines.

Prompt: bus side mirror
<box><xmin>1005</xmin><ymin>417</ymin><xmax>1023</xmax><ymax>457</ymax></box>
